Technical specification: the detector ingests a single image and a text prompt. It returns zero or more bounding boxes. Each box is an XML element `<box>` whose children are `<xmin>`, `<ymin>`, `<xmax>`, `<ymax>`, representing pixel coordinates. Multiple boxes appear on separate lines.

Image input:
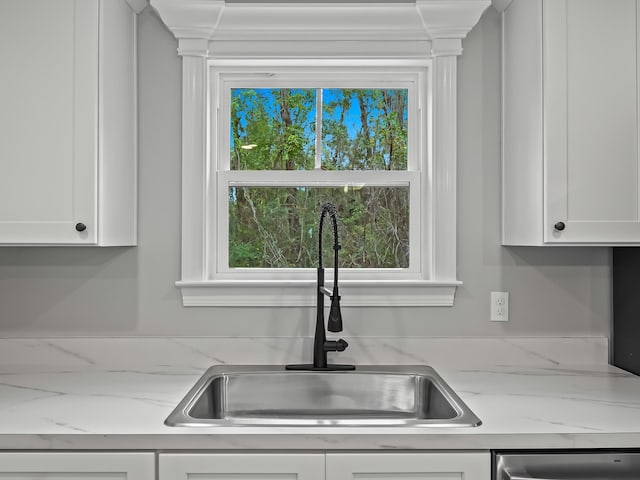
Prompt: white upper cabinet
<box><xmin>502</xmin><ymin>0</ymin><xmax>640</xmax><ymax>245</ymax></box>
<box><xmin>0</xmin><ymin>0</ymin><xmax>138</xmax><ymax>246</ymax></box>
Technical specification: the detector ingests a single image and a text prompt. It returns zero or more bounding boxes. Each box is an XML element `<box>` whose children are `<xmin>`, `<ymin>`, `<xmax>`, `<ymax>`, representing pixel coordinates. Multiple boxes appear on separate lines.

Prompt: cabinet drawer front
<box><xmin>325</xmin><ymin>452</ymin><xmax>490</xmax><ymax>480</ymax></box>
<box><xmin>159</xmin><ymin>453</ymin><xmax>325</xmax><ymax>480</ymax></box>
<box><xmin>0</xmin><ymin>452</ymin><xmax>154</xmax><ymax>480</ymax></box>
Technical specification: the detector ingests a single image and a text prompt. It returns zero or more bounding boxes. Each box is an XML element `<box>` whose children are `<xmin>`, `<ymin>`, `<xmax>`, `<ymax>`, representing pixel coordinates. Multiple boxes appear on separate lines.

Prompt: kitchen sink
<box><xmin>165</xmin><ymin>365</ymin><xmax>482</xmax><ymax>427</ymax></box>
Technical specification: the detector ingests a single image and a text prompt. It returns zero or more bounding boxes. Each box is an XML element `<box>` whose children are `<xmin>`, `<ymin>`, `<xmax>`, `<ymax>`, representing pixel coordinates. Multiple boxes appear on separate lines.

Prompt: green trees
<box><xmin>229</xmin><ymin>88</ymin><xmax>409</xmax><ymax>269</ymax></box>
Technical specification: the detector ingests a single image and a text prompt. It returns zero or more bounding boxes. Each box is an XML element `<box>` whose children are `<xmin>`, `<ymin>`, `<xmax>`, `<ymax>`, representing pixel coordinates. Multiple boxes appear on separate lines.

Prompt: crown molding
<box><xmin>416</xmin><ymin>0</ymin><xmax>491</xmax><ymax>39</ymax></box>
<box><xmin>491</xmin><ymin>0</ymin><xmax>513</xmax><ymax>12</ymax></box>
<box><xmin>150</xmin><ymin>0</ymin><xmax>490</xmax><ymax>55</ymax></box>
<box><xmin>125</xmin><ymin>0</ymin><xmax>148</xmax><ymax>14</ymax></box>
<box><xmin>149</xmin><ymin>0</ymin><xmax>225</xmax><ymax>40</ymax></box>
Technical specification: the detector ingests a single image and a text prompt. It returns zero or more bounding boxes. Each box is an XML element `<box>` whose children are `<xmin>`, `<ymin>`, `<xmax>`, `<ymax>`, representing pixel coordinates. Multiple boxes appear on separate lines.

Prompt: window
<box><xmin>211</xmin><ymin>67</ymin><xmax>424</xmax><ymax>282</ymax></box>
<box><xmin>150</xmin><ymin>0</ymin><xmax>490</xmax><ymax>307</ymax></box>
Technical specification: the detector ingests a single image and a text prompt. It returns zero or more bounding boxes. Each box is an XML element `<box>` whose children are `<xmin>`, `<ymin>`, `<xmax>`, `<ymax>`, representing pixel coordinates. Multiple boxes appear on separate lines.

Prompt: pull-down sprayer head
<box><xmin>328</xmin><ymin>295</ymin><xmax>343</xmax><ymax>333</ymax></box>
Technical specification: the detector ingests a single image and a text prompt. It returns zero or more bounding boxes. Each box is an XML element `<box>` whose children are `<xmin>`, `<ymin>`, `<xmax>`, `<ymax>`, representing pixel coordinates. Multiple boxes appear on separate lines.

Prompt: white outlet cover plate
<box><xmin>491</xmin><ymin>291</ymin><xmax>509</xmax><ymax>322</ymax></box>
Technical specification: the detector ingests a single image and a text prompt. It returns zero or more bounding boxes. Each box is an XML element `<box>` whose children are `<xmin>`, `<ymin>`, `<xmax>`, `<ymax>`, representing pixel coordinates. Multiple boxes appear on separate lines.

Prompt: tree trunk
<box><xmin>356</xmin><ymin>91</ymin><xmax>372</xmax><ymax>166</ymax></box>
<box><xmin>278</xmin><ymin>90</ymin><xmax>300</xmax><ymax>263</ymax></box>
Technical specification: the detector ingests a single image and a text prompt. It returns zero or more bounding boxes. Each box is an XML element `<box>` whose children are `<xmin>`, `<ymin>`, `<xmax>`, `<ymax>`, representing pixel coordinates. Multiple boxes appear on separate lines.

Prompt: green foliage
<box><xmin>322</xmin><ymin>89</ymin><xmax>408</xmax><ymax>171</ymax></box>
<box><xmin>231</xmin><ymin>89</ymin><xmax>315</xmax><ymax>170</ymax></box>
<box><xmin>229</xmin><ymin>241</ymin><xmax>261</xmax><ymax>267</ymax></box>
<box><xmin>229</xmin><ymin>88</ymin><xmax>410</xmax><ymax>269</ymax></box>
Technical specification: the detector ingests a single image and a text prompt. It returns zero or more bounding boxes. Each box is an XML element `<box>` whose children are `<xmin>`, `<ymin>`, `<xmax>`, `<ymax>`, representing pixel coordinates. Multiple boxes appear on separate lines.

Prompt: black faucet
<box><xmin>286</xmin><ymin>203</ymin><xmax>355</xmax><ymax>371</ymax></box>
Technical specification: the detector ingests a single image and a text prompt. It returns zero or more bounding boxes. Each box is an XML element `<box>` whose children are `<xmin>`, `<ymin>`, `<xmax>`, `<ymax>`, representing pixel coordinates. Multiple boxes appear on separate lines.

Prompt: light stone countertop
<box><xmin>0</xmin><ymin>337</ymin><xmax>637</xmax><ymax>450</ymax></box>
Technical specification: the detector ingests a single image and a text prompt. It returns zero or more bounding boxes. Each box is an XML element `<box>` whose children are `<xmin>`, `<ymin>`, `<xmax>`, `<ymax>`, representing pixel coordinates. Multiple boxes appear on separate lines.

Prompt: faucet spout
<box><xmin>286</xmin><ymin>202</ymin><xmax>355</xmax><ymax>372</ymax></box>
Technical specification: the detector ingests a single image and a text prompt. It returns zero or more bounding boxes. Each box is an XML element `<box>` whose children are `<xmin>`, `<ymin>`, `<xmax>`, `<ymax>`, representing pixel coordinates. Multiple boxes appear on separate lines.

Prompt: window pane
<box><xmin>228</xmin><ymin>186</ymin><xmax>409</xmax><ymax>269</ymax></box>
<box><xmin>322</xmin><ymin>89</ymin><xmax>408</xmax><ymax>171</ymax></box>
<box><xmin>230</xmin><ymin>89</ymin><xmax>316</xmax><ymax>170</ymax></box>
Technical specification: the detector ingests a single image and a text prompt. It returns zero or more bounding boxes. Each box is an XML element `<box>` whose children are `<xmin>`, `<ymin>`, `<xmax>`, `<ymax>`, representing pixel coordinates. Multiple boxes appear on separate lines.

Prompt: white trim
<box><xmin>491</xmin><ymin>0</ymin><xmax>513</xmax><ymax>13</ymax></box>
<box><xmin>212</xmin><ymin>68</ymin><xmax>423</xmax><ymax>281</ymax></box>
<box><xmin>416</xmin><ymin>0</ymin><xmax>493</xmax><ymax>40</ymax></box>
<box><xmin>150</xmin><ymin>1</ymin><xmax>490</xmax><ymax>44</ymax></box>
<box><xmin>180</xmin><ymin>56</ymin><xmax>208</xmax><ymax>282</ymax></box>
<box><xmin>208</xmin><ymin>59</ymin><xmax>433</xmax><ymax>68</ymax></box>
<box><xmin>148</xmin><ymin>0</ymin><xmax>491</xmax><ymax>307</ymax></box>
<box><xmin>315</xmin><ymin>88</ymin><xmax>322</xmax><ymax>169</ymax></box>
<box><xmin>219</xmin><ymin>170</ymin><xmax>418</xmax><ymax>185</ymax></box>
<box><xmin>149</xmin><ymin>0</ymin><xmax>225</xmax><ymax>40</ymax></box>
<box><xmin>432</xmin><ymin>56</ymin><xmax>458</xmax><ymax>281</ymax></box>
<box><xmin>125</xmin><ymin>0</ymin><xmax>148</xmax><ymax>14</ymax></box>
<box><xmin>177</xmin><ymin>280</ymin><xmax>461</xmax><ymax>307</ymax></box>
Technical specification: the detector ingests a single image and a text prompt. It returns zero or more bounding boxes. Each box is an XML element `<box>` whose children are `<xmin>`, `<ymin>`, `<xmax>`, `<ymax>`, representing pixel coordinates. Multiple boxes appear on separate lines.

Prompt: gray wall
<box><xmin>0</xmin><ymin>7</ymin><xmax>611</xmax><ymax>337</ymax></box>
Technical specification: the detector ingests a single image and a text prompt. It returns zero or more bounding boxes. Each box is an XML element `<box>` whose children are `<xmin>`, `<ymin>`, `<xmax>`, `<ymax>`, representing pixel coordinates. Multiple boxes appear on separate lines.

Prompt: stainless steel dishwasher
<box><xmin>496</xmin><ymin>452</ymin><xmax>640</xmax><ymax>479</ymax></box>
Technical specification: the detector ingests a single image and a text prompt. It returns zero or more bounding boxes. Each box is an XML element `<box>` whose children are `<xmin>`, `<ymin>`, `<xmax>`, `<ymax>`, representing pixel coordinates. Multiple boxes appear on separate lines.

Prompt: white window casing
<box><xmin>213</xmin><ymin>67</ymin><xmax>423</xmax><ymax>281</ymax></box>
<box><xmin>149</xmin><ymin>0</ymin><xmax>491</xmax><ymax>307</ymax></box>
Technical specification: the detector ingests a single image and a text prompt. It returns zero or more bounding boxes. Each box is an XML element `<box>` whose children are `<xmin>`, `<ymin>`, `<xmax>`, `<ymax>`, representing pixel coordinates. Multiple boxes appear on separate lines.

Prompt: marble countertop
<box><xmin>0</xmin><ymin>337</ymin><xmax>638</xmax><ymax>450</ymax></box>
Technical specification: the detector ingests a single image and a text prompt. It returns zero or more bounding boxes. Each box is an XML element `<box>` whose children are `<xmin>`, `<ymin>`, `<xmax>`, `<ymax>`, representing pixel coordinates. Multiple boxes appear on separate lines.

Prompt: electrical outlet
<box><xmin>491</xmin><ymin>291</ymin><xmax>509</xmax><ymax>322</ymax></box>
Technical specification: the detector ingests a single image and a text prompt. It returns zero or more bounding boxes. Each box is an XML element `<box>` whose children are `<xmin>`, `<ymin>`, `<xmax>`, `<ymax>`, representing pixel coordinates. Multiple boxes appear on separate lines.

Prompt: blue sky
<box><xmin>231</xmin><ymin>88</ymin><xmax>406</xmax><ymax>144</ymax></box>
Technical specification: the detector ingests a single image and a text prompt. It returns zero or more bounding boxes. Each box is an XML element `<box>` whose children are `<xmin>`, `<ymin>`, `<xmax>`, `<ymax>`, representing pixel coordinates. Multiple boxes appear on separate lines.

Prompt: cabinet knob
<box><xmin>554</xmin><ymin>221</ymin><xmax>566</xmax><ymax>231</ymax></box>
<box><xmin>75</xmin><ymin>222</ymin><xmax>87</xmax><ymax>232</ymax></box>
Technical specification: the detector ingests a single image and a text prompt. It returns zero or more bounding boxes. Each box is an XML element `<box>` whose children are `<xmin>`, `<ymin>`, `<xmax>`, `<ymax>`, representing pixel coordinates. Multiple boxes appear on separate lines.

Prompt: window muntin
<box><xmin>212</xmin><ymin>68</ymin><xmax>426</xmax><ymax>282</ymax></box>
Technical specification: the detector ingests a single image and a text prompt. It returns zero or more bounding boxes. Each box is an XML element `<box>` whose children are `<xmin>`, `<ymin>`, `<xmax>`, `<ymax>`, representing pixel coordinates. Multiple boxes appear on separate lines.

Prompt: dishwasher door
<box><xmin>496</xmin><ymin>452</ymin><xmax>640</xmax><ymax>480</ymax></box>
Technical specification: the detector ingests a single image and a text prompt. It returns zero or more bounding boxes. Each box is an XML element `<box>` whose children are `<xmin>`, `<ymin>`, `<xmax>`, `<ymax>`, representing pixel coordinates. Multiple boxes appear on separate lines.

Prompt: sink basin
<box><xmin>165</xmin><ymin>365</ymin><xmax>481</xmax><ymax>427</ymax></box>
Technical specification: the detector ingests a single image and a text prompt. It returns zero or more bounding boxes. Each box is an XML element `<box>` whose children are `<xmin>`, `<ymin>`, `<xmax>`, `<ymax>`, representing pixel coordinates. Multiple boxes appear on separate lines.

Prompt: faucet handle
<box><xmin>324</xmin><ymin>338</ymin><xmax>349</xmax><ymax>352</ymax></box>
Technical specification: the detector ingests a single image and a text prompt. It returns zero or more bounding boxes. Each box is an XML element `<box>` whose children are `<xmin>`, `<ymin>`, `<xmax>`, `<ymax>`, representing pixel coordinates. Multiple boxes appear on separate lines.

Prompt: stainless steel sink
<box><xmin>165</xmin><ymin>365</ymin><xmax>482</xmax><ymax>427</ymax></box>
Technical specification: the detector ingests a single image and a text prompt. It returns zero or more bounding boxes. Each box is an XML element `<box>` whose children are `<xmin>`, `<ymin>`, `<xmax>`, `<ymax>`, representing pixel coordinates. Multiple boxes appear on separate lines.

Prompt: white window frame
<box><xmin>212</xmin><ymin>66</ymin><xmax>424</xmax><ymax>282</ymax></box>
<box><xmin>148</xmin><ymin>0</ymin><xmax>491</xmax><ymax>307</ymax></box>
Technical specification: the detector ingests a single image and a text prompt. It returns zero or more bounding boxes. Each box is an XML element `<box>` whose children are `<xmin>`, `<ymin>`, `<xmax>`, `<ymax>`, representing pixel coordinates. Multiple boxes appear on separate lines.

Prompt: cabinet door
<box><xmin>0</xmin><ymin>0</ymin><xmax>98</xmax><ymax>244</ymax></box>
<box><xmin>0</xmin><ymin>452</ymin><xmax>154</xmax><ymax>480</ymax></box>
<box><xmin>159</xmin><ymin>453</ymin><xmax>324</xmax><ymax>480</ymax></box>
<box><xmin>326</xmin><ymin>452</ymin><xmax>490</xmax><ymax>480</ymax></box>
<box><xmin>544</xmin><ymin>0</ymin><xmax>640</xmax><ymax>243</ymax></box>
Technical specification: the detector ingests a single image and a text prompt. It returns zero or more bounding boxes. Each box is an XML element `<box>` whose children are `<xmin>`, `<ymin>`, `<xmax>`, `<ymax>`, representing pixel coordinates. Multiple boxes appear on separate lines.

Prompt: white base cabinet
<box><xmin>0</xmin><ymin>453</ymin><xmax>154</xmax><ymax>480</ymax></box>
<box><xmin>0</xmin><ymin>451</ymin><xmax>491</xmax><ymax>480</ymax></box>
<box><xmin>502</xmin><ymin>0</ymin><xmax>640</xmax><ymax>245</ymax></box>
<box><xmin>0</xmin><ymin>0</ymin><xmax>138</xmax><ymax>246</ymax></box>
<box><xmin>159</xmin><ymin>452</ymin><xmax>490</xmax><ymax>480</ymax></box>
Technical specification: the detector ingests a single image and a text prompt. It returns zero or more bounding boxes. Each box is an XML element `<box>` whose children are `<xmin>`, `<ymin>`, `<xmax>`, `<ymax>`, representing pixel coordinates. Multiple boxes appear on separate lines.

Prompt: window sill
<box><xmin>176</xmin><ymin>280</ymin><xmax>461</xmax><ymax>307</ymax></box>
